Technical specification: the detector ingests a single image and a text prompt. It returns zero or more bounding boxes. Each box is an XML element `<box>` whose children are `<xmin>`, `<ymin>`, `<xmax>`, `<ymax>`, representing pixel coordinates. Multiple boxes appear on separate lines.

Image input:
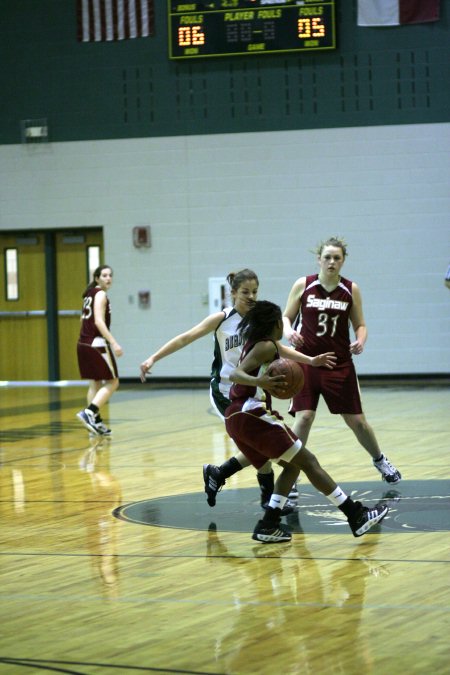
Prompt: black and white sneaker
<box><xmin>288</xmin><ymin>482</ymin><xmax>299</xmax><ymax>499</ymax></box>
<box><xmin>348</xmin><ymin>502</ymin><xmax>389</xmax><ymax>537</ymax></box>
<box><xmin>95</xmin><ymin>420</ymin><xmax>112</xmax><ymax>436</ymax></box>
<box><xmin>76</xmin><ymin>409</ymin><xmax>101</xmax><ymax>435</ymax></box>
<box><xmin>252</xmin><ymin>520</ymin><xmax>292</xmax><ymax>544</ymax></box>
<box><xmin>373</xmin><ymin>455</ymin><xmax>401</xmax><ymax>484</ymax></box>
<box><xmin>203</xmin><ymin>464</ymin><xmax>225</xmax><ymax>507</ymax></box>
<box><xmin>262</xmin><ymin>499</ymin><xmax>296</xmax><ymax>516</ymax></box>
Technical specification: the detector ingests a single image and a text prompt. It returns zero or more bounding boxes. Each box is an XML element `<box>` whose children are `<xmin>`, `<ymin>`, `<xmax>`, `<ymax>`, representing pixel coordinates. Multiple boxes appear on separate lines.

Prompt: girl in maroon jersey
<box><xmin>224</xmin><ymin>300</ymin><xmax>388</xmax><ymax>543</ymax></box>
<box><xmin>283</xmin><ymin>237</ymin><xmax>401</xmax><ymax>484</ymax></box>
<box><xmin>76</xmin><ymin>265</ymin><xmax>123</xmax><ymax>436</ymax></box>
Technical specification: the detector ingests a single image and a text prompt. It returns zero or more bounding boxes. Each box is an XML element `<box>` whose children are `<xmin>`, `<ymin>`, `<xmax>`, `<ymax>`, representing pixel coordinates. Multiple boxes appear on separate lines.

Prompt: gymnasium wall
<box><xmin>0</xmin><ymin>2</ymin><xmax>449</xmax><ymax>377</ymax></box>
<box><xmin>0</xmin><ymin>2</ymin><xmax>448</xmax><ymax>141</ymax></box>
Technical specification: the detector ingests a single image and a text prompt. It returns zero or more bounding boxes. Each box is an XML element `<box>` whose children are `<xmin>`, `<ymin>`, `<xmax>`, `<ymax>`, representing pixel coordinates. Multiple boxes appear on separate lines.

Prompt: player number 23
<box><xmin>82</xmin><ymin>296</ymin><xmax>93</xmax><ymax>320</ymax></box>
<box><xmin>316</xmin><ymin>312</ymin><xmax>338</xmax><ymax>337</ymax></box>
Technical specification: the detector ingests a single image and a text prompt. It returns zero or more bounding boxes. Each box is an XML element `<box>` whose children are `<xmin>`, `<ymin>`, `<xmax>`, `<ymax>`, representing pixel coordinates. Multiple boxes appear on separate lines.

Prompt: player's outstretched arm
<box><xmin>139</xmin><ymin>311</ymin><xmax>224</xmax><ymax>381</ymax></box>
<box><xmin>278</xmin><ymin>343</ymin><xmax>336</xmax><ymax>369</ymax></box>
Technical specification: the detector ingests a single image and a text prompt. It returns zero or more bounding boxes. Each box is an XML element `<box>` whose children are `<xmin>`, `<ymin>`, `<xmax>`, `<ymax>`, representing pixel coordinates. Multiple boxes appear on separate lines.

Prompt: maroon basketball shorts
<box><xmin>289</xmin><ymin>361</ymin><xmax>363</xmax><ymax>415</ymax></box>
<box><xmin>77</xmin><ymin>342</ymin><xmax>118</xmax><ymax>380</ymax></box>
<box><xmin>225</xmin><ymin>406</ymin><xmax>299</xmax><ymax>470</ymax></box>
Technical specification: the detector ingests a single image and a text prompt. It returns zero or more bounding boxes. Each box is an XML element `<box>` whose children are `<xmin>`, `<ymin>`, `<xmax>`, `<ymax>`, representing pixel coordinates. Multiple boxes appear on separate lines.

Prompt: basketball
<box><xmin>266</xmin><ymin>358</ymin><xmax>304</xmax><ymax>399</ymax></box>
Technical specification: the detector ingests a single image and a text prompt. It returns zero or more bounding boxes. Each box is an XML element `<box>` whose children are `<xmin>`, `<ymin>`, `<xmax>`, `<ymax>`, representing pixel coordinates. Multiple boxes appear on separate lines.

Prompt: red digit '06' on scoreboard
<box><xmin>168</xmin><ymin>0</ymin><xmax>336</xmax><ymax>60</ymax></box>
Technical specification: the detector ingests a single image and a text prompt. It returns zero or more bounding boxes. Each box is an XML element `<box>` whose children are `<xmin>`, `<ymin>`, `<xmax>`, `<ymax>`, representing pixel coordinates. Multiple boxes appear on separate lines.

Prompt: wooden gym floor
<box><xmin>0</xmin><ymin>381</ymin><xmax>449</xmax><ymax>675</ymax></box>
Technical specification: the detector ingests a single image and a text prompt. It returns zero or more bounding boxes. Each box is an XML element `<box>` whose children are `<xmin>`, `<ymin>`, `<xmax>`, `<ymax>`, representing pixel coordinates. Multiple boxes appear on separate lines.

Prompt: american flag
<box><xmin>77</xmin><ymin>0</ymin><xmax>154</xmax><ymax>42</ymax></box>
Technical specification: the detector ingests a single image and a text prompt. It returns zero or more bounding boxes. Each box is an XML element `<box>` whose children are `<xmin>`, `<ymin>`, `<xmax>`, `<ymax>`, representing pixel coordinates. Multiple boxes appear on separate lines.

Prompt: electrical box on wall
<box><xmin>208</xmin><ymin>277</ymin><xmax>231</xmax><ymax>315</ymax></box>
<box><xmin>133</xmin><ymin>226</ymin><xmax>151</xmax><ymax>248</ymax></box>
<box><xmin>21</xmin><ymin>118</ymin><xmax>49</xmax><ymax>144</ymax></box>
<box><xmin>138</xmin><ymin>291</ymin><xmax>151</xmax><ymax>308</ymax></box>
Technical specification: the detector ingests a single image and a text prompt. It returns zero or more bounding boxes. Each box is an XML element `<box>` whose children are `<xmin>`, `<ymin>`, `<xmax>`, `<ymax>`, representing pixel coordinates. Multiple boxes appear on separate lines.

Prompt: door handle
<box><xmin>0</xmin><ymin>310</ymin><xmax>46</xmax><ymax>317</ymax></box>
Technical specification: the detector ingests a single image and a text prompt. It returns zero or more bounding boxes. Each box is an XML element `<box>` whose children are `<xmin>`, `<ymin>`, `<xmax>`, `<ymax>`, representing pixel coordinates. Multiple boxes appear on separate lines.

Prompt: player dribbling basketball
<box><xmin>139</xmin><ymin>268</ymin><xmax>336</xmax><ymax>511</ymax></box>
<box><xmin>224</xmin><ymin>300</ymin><xmax>389</xmax><ymax>543</ymax></box>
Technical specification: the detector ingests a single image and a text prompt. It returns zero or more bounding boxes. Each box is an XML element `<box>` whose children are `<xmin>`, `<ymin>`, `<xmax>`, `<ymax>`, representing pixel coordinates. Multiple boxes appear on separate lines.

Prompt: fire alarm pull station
<box><xmin>133</xmin><ymin>226</ymin><xmax>151</xmax><ymax>248</ymax></box>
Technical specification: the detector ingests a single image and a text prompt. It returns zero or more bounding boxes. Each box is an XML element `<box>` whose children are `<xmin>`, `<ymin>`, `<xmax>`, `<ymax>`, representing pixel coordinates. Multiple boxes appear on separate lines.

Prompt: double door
<box><xmin>0</xmin><ymin>229</ymin><xmax>103</xmax><ymax>381</ymax></box>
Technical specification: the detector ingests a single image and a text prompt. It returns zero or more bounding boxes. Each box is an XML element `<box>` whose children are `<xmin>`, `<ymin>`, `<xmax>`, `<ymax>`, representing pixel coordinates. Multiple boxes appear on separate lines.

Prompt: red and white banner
<box><xmin>77</xmin><ymin>0</ymin><xmax>154</xmax><ymax>42</ymax></box>
<box><xmin>357</xmin><ymin>0</ymin><xmax>440</xmax><ymax>26</ymax></box>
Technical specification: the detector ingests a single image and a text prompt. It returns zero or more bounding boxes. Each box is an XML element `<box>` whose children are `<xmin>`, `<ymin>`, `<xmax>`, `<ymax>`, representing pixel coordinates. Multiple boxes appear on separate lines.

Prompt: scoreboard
<box><xmin>168</xmin><ymin>1</ymin><xmax>336</xmax><ymax>60</ymax></box>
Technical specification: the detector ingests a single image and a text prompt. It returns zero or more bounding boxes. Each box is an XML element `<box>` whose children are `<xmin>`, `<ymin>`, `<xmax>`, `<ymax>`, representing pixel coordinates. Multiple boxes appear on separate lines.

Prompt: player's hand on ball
<box><xmin>266</xmin><ymin>358</ymin><xmax>305</xmax><ymax>399</ymax></box>
<box><xmin>260</xmin><ymin>373</ymin><xmax>287</xmax><ymax>397</ymax></box>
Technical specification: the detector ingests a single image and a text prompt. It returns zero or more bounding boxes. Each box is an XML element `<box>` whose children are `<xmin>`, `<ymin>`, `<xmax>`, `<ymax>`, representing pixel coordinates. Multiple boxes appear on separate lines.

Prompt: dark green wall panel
<box><xmin>0</xmin><ymin>1</ymin><xmax>448</xmax><ymax>144</ymax></box>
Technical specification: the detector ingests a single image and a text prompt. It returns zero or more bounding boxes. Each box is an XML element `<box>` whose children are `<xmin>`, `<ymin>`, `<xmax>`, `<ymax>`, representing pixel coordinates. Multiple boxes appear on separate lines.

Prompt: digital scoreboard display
<box><xmin>168</xmin><ymin>1</ymin><xmax>336</xmax><ymax>60</ymax></box>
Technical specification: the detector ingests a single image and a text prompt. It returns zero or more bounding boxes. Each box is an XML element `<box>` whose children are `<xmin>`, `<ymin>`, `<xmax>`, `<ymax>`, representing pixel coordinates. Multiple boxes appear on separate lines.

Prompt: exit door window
<box><xmin>5</xmin><ymin>248</ymin><xmax>19</xmax><ymax>300</ymax></box>
<box><xmin>87</xmin><ymin>246</ymin><xmax>100</xmax><ymax>281</ymax></box>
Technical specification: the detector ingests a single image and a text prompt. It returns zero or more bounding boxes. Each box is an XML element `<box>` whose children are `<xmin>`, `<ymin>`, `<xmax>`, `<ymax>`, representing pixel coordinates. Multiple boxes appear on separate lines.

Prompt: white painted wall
<box><xmin>1</xmin><ymin>123</ymin><xmax>449</xmax><ymax>377</ymax></box>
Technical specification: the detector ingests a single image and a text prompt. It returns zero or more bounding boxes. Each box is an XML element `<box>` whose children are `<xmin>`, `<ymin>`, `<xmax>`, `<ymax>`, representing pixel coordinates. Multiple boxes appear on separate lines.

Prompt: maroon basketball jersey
<box><xmin>297</xmin><ymin>274</ymin><xmax>353</xmax><ymax>364</ymax></box>
<box><xmin>229</xmin><ymin>338</ymin><xmax>279</xmax><ymax>408</ymax></box>
<box><xmin>79</xmin><ymin>287</ymin><xmax>111</xmax><ymax>345</ymax></box>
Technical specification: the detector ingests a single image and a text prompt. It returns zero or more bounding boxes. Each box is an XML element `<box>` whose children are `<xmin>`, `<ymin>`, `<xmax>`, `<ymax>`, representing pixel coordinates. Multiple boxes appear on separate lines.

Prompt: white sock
<box><xmin>326</xmin><ymin>486</ymin><xmax>348</xmax><ymax>507</ymax></box>
<box><xmin>268</xmin><ymin>494</ymin><xmax>287</xmax><ymax>510</ymax></box>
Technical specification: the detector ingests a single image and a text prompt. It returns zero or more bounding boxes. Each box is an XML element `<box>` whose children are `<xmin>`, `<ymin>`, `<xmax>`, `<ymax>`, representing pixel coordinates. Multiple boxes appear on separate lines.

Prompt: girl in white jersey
<box><xmin>140</xmin><ymin>269</ymin><xmax>336</xmax><ymax>510</ymax></box>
